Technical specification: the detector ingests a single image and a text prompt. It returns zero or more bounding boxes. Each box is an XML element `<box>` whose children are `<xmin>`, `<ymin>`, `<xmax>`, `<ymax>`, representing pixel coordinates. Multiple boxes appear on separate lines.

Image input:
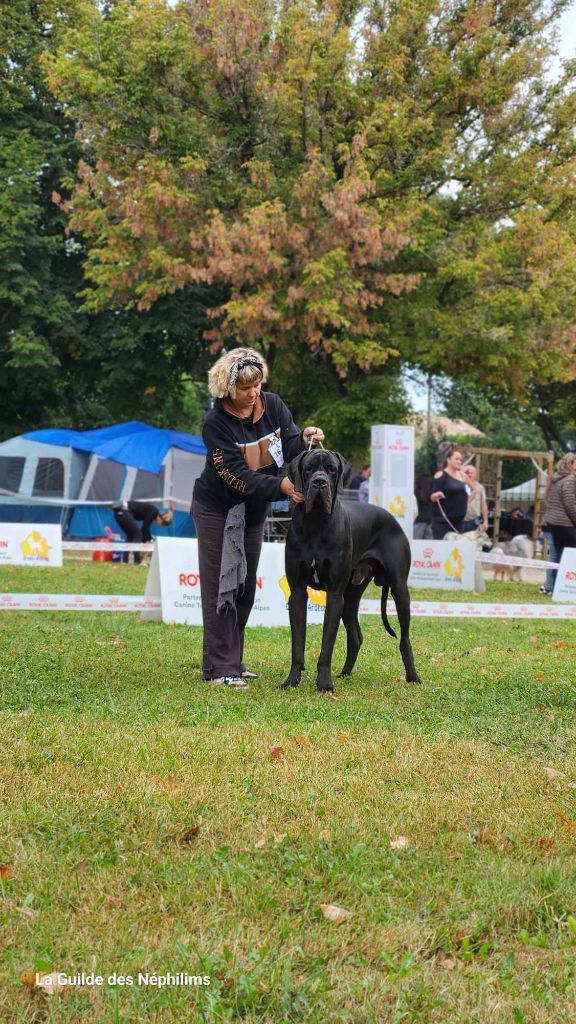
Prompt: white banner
<box><xmin>408</xmin><ymin>540</ymin><xmax>476</xmax><ymax>590</ymax></box>
<box><xmin>143</xmin><ymin>537</ymin><xmax>477</xmax><ymax>625</ymax></box>
<box><xmin>0</xmin><ymin>593</ymin><xmax>159</xmax><ymax>611</ymax></box>
<box><xmin>370</xmin><ymin>424</ymin><xmax>415</xmax><ymax>537</ymax></box>
<box><xmin>1</xmin><ymin>592</ymin><xmax>575</xmax><ymax>618</ymax></box>
<box><xmin>552</xmin><ymin>549</ymin><xmax>576</xmax><ymax>603</ymax></box>
<box><xmin>0</xmin><ymin>523</ymin><xmax>62</xmax><ymax>567</ymax></box>
<box><xmin>144</xmin><ymin>539</ymin><xmax>328</xmax><ymax>626</ymax></box>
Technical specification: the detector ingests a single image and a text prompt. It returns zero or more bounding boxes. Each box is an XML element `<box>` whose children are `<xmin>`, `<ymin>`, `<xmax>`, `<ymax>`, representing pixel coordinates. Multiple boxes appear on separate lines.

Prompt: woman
<box><xmin>413</xmin><ymin>473</ymin><xmax>434</xmax><ymax>540</ymax></box>
<box><xmin>544</xmin><ymin>453</ymin><xmax>576</xmax><ymax>585</ymax></box>
<box><xmin>430</xmin><ymin>446</ymin><xmax>470</xmax><ymax>540</ymax></box>
<box><xmin>462</xmin><ymin>465</ymin><xmax>489</xmax><ymax>533</ymax></box>
<box><xmin>192</xmin><ymin>347</ymin><xmax>324</xmax><ymax>689</ymax></box>
<box><xmin>112</xmin><ymin>501</ymin><xmax>173</xmax><ymax>564</ymax></box>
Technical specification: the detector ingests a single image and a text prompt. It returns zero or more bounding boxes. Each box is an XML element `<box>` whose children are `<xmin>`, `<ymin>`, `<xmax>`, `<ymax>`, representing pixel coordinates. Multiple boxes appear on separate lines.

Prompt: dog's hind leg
<box><xmin>339</xmin><ymin>581</ymin><xmax>369</xmax><ymax>677</ymax></box>
<box><xmin>387</xmin><ymin>581</ymin><xmax>421</xmax><ymax>684</ymax></box>
<box><xmin>281</xmin><ymin>584</ymin><xmax>308</xmax><ymax>688</ymax></box>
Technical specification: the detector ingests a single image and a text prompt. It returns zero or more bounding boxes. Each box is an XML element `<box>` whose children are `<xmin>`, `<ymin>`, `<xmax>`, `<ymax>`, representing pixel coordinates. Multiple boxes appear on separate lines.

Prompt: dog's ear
<box><xmin>335</xmin><ymin>453</ymin><xmax>351</xmax><ymax>491</ymax></box>
<box><xmin>286</xmin><ymin>451</ymin><xmax>308</xmax><ymax>492</ymax></box>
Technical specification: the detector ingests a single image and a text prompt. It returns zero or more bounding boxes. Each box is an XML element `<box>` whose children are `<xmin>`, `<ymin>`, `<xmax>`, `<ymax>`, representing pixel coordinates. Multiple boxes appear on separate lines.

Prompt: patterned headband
<box><xmin>229</xmin><ymin>357</ymin><xmax>264</xmax><ymax>388</ymax></box>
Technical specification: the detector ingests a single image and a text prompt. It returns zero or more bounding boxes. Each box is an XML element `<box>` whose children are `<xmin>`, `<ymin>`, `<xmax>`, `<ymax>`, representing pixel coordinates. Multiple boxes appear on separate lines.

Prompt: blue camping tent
<box><xmin>0</xmin><ymin>421</ymin><xmax>206</xmax><ymax>538</ymax></box>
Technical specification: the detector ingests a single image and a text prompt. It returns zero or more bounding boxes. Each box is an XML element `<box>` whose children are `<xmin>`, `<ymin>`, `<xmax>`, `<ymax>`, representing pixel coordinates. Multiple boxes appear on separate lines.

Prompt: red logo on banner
<box><xmin>179</xmin><ymin>573</ymin><xmax>200</xmax><ymax>586</ymax></box>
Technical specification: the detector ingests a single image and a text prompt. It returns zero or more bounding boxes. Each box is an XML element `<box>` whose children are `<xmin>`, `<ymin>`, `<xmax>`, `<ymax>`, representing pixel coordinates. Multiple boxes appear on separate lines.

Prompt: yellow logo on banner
<box><xmin>445</xmin><ymin>547</ymin><xmax>464</xmax><ymax>581</ymax></box>
<box><xmin>278</xmin><ymin>575</ymin><xmax>327</xmax><ymax>606</ymax></box>
<box><xmin>389</xmin><ymin>495</ymin><xmax>407</xmax><ymax>517</ymax></box>
<box><xmin>20</xmin><ymin>531</ymin><xmax>51</xmax><ymax>560</ymax></box>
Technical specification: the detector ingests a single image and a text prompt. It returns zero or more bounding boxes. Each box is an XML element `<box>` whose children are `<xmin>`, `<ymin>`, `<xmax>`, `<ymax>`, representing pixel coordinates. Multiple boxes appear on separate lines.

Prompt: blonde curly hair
<box><xmin>557</xmin><ymin>452</ymin><xmax>576</xmax><ymax>474</ymax></box>
<box><xmin>208</xmin><ymin>347</ymin><xmax>269</xmax><ymax>399</ymax></box>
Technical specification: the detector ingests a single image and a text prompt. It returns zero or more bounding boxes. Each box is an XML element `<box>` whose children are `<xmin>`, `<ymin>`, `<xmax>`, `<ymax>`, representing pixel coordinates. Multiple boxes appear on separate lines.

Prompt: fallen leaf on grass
<box><xmin>16</xmin><ymin>906</ymin><xmax>37</xmax><ymax>919</ymax></box>
<box><xmin>559</xmin><ymin>815</ymin><xmax>576</xmax><ymax>833</ymax></box>
<box><xmin>528</xmin><ymin>635</ymin><xmax>539</xmax><ymax>644</ymax></box>
<box><xmin>319</xmin><ymin>903</ymin><xmax>352</xmax><ymax>923</ymax></box>
<box><xmin>544</xmin><ymin>767</ymin><xmax>566</xmax><ymax>779</ymax></box>
<box><xmin>181</xmin><ymin>825</ymin><xmax>201</xmax><ymax>843</ymax></box>
<box><xmin>73</xmin><ymin>860</ymin><xmax>89</xmax><ymax>874</ymax></box>
<box><xmin>319</xmin><ymin>829</ymin><xmax>332</xmax><ymax>842</ymax></box>
<box><xmin>390</xmin><ymin>836</ymin><xmax>411</xmax><ymax>850</ymax></box>
<box><xmin>293</xmin><ymin>735</ymin><xmax>309</xmax><ymax>747</ymax></box>
<box><xmin>254</xmin><ymin>832</ymin><xmax>267</xmax><ymax>849</ymax></box>
<box><xmin>270</xmin><ymin>746</ymin><xmax>284</xmax><ymax>761</ymax></box>
<box><xmin>21</xmin><ymin>972</ymin><xmax>66</xmax><ymax>996</ymax></box>
<box><xmin>157</xmin><ymin>773</ymin><xmax>183</xmax><ymax>794</ymax></box>
<box><xmin>441</xmin><ymin>957</ymin><xmax>456</xmax><ymax>970</ymax></box>
<box><xmin>273</xmin><ymin>833</ymin><xmax>287</xmax><ymax>845</ymax></box>
<box><xmin>478</xmin><ymin>669</ymin><xmax>488</xmax><ymax>677</ymax></box>
<box><xmin>0</xmin><ymin>865</ymin><xmax>13</xmax><ymax>879</ymax></box>
<box><xmin>552</xmin><ymin>642</ymin><xmax>576</xmax><ymax>649</ymax></box>
<box><xmin>536</xmin><ymin>838</ymin><xmax>557</xmax><ymax>853</ymax></box>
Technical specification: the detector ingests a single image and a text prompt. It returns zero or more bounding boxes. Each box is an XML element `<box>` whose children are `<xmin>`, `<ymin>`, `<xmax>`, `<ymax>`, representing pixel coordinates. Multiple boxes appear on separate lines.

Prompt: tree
<box><xmin>0</xmin><ymin>0</ymin><xmax>221</xmax><ymax>439</ymax></box>
<box><xmin>0</xmin><ymin>0</ymin><xmax>88</xmax><ymax>435</ymax></box>
<box><xmin>44</xmin><ymin>0</ymin><xmax>576</xmax><ymax>410</ymax></box>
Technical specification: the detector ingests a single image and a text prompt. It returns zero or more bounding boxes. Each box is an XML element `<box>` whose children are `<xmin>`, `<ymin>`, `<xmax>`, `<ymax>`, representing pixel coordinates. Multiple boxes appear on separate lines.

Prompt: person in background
<box><xmin>462</xmin><ymin>464</ymin><xmax>489</xmax><ymax>533</ymax></box>
<box><xmin>543</xmin><ymin>452</ymin><xmax>576</xmax><ymax>589</ymax></box>
<box><xmin>413</xmin><ymin>473</ymin><xmax>434</xmax><ymax>540</ymax></box>
<box><xmin>430</xmin><ymin>446</ymin><xmax>469</xmax><ymax>540</ymax></box>
<box><xmin>540</xmin><ymin>519</ymin><xmax>558</xmax><ymax>595</ymax></box>
<box><xmin>358</xmin><ymin>476</ymin><xmax>370</xmax><ymax>503</ymax></box>
<box><xmin>349</xmin><ymin>465</ymin><xmax>371</xmax><ymax>491</ymax></box>
<box><xmin>113</xmin><ymin>501</ymin><xmax>173</xmax><ymax>563</ymax></box>
<box><xmin>192</xmin><ymin>346</ymin><xmax>325</xmax><ymax>690</ymax></box>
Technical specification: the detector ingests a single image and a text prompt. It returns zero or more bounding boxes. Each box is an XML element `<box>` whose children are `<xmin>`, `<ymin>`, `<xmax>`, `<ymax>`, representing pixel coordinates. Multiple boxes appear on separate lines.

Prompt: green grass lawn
<box><xmin>1</xmin><ymin>562</ymin><xmax>576</xmax><ymax>1023</ymax></box>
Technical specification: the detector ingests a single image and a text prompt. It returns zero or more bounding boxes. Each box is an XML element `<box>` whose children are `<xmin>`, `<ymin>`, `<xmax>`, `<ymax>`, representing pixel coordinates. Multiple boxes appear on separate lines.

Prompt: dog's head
<box><xmin>287</xmin><ymin>449</ymin><xmax>350</xmax><ymax>514</ymax></box>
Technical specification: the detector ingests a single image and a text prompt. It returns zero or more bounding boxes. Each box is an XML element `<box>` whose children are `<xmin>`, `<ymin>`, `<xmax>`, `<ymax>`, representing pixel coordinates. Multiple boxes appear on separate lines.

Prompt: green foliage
<box><xmin>43</xmin><ymin>0</ymin><xmax>576</xmax><ymax>405</ymax></box>
<box><xmin>308</xmin><ymin>371</ymin><xmax>410</xmax><ymax>460</ymax></box>
<box><xmin>0</xmin><ymin>1</ymin><xmax>220</xmax><ymax>438</ymax></box>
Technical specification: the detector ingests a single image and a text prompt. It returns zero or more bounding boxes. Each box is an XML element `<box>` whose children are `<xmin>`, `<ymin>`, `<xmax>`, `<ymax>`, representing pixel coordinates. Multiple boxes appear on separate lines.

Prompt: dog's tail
<box><xmin>381</xmin><ymin>586</ymin><xmax>397</xmax><ymax>639</ymax></box>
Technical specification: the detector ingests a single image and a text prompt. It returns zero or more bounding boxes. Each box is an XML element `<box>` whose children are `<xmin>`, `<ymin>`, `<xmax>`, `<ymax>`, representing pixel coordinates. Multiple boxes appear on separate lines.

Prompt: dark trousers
<box><xmin>192</xmin><ymin>499</ymin><xmax>265</xmax><ymax>679</ymax></box>
<box><xmin>113</xmin><ymin>509</ymin><xmax>142</xmax><ymax>563</ymax></box>
<box><xmin>432</xmin><ymin>515</ymin><xmax>464</xmax><ymax>540</ymax></box>
<box><xmin>550</xmin><ymin>525</ymin><xmax>576</xmax><ymax>585</ymax></box>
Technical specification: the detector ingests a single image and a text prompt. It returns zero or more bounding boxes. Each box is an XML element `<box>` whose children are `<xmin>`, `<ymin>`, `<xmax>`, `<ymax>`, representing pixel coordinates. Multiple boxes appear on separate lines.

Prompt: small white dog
<box><xmin>490</xmin><ymin>535</ymin><xmax>534</xmax><ymax>581</ymax></box>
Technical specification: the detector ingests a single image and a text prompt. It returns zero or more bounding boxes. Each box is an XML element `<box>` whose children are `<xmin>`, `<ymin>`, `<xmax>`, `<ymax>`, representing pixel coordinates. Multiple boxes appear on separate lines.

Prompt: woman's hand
<box><xmin>280</xmin><ymin>475</ymin><xmax>304</xmax><ymax>503</ymax></box>
<box><xmin>430</xmin><ymin>490</ymin><xmax>445</xmax><ymax>503</ymax></box>
<box><xmin>303</xmin><ymin>426</ymin><xmax>325</xmax><ymax>445</ymax></box>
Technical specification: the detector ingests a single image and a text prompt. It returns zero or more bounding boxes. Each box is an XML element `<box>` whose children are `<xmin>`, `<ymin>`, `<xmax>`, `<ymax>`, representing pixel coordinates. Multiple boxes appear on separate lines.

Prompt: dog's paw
<box><xmin>406</xmin><ymin>673</ymin><xmax>422</xmax><ymax>685</ymax></box>
<box><xmin>316</xmin><ymin>679</ymin><xmax>335</xmax><ymax>692</ymax></box>
<box><xmin>280</xmin><ymin>673</ymin><xmax>301</xmax><ymax>689</ymax></box>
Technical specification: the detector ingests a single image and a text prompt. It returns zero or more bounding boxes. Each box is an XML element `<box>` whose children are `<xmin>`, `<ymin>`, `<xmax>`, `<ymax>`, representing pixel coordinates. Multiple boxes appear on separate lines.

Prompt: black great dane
<box><xmin>282</xmin><ymin>448</ymin><xmax>421</xmax><ymax>692</ymax></box>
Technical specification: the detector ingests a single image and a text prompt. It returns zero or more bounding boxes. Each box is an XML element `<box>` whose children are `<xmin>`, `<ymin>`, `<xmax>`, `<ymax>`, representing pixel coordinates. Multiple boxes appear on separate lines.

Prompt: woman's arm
<box><xmin>560</xmin><ymin>475</ymin><xmax>576</xmax><ymax>526</ymax></box>
<box><xmin>202</xmin><ymin>416</ymin><xmax>284</xmax><ymax>502</ymax></box>
<box><xmin>481</xmin><ymin>485</ymin><xmax>489</xmax><ymax>527</ymax></box>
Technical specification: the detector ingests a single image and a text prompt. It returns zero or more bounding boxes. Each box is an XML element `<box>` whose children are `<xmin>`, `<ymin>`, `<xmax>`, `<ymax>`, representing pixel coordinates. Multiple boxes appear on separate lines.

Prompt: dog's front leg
<box><xmin>280</xmin><ymin>584</ymin><xmax>308</xmax><ymax>688</ymax></box>
<box><xmin>316</xmin><ymin>590</ymin><xmax>344</xmax><ymax>692</ymax></box>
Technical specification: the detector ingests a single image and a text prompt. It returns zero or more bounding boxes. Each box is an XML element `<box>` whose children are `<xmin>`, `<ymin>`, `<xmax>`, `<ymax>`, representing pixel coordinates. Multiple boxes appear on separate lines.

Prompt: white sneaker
<box><xmin>208</xmin><ymin>675</ymin><xmax>249</xmax><ymax>689</ymax></box>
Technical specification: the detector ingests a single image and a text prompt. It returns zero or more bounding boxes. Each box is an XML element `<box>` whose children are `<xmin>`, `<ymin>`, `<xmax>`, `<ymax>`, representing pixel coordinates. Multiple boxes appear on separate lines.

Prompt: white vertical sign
<box><xmin>552</xmin><ymin>548</ymin><xmax>576</xmax><ymax>603</ymax></box>
<box><xmin>370</xmin><ymin>424</ymin><xmax>415</xmax><ymax>538</ymax></box>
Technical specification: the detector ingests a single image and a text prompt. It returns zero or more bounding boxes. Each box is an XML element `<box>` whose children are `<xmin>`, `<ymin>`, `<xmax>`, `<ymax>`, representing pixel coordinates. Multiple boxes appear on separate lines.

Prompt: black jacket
<box><xmin>193</xmin><ymin>391</ymin><xmax>305</xmax><ymax>524</ymax></box>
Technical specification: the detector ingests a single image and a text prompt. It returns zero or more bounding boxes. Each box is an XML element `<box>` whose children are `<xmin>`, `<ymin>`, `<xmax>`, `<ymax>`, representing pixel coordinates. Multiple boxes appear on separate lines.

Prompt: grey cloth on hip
<box><xmin>217</xmin><ymin>503</ymin><xmax>247</xmax><ymax>614</ymax></box>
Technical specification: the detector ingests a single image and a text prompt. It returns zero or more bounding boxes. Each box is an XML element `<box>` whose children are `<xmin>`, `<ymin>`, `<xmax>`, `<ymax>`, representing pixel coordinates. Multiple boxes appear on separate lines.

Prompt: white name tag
<box><xmin>268</xmin><ymin>436</ymin><xmax>284</xmax><ymax>467</ymax></box>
